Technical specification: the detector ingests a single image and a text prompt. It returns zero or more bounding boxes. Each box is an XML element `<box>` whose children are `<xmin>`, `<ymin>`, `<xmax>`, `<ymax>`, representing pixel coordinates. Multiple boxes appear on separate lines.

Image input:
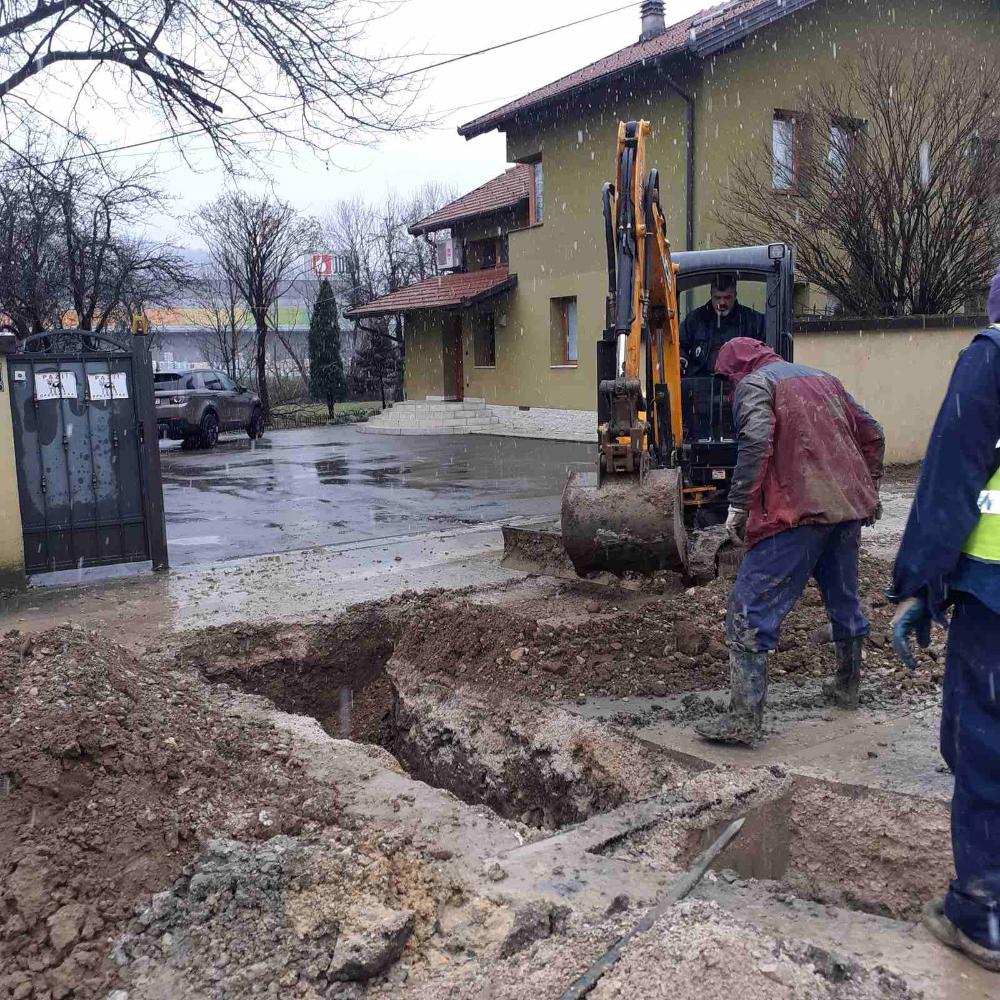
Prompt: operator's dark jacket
<box><xmin>680</xmin><ymin>300</ymin><xmax>765</xmax><ymax>377</ymax></box>
<box><xmin>891</xmin><ymin>274</ymin><xmax>1000</xmax><ymax>617</ymax></box>
<box><xmin>716</xmin><ymin>339</ymin><xmax>884</xmax><ymax>549</ymax></box>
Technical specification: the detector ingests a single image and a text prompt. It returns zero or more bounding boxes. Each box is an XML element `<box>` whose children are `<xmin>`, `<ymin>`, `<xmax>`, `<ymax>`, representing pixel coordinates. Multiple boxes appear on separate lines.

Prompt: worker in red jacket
<box><xmin>697</xmin><ymin>338</ymin><xmax>885</xmax><ymax>745</ymax></box>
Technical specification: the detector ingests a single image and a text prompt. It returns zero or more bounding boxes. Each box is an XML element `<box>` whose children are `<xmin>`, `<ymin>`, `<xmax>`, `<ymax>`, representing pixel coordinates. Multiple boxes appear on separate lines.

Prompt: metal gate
<box><xmin>6</xmin><ymin>330</ymin><xmax>168</xmax><ymax>576</ymax></box>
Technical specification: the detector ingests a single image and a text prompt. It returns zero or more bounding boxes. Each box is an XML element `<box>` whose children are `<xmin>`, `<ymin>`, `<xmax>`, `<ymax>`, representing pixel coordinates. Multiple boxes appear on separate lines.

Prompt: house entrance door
<box><xmin>443</xmin><ymin>317</ymin><xmax>464</xmax><ymax>401</ymax></box>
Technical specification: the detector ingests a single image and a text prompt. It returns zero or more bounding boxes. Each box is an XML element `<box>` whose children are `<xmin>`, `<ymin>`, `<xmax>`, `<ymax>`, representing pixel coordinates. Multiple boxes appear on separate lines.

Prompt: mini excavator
<box><xmin>559</xmin><ymin>120</ymin><xmax>795</xmax><ymax>581</ymax></box>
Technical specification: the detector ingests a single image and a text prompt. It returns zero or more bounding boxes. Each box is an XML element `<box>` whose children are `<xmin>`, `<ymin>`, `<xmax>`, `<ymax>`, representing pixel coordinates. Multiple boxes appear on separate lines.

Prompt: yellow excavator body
<box><xmin>560</xmin><ymin>120</ymin><xmax>689</xmax><ymax>577</ymax></box>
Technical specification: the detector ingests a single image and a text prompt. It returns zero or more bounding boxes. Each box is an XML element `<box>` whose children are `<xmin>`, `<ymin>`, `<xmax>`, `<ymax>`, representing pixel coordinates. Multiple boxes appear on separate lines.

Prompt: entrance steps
<box><xmin>356</xmin><ymin>399</ymin><xmax>502</xmax><ymax>436</ymax></box>
<box><xmin>359</xmin><ymin>399</ymin><xmax>595</xmax><ymax>442</ymax></box>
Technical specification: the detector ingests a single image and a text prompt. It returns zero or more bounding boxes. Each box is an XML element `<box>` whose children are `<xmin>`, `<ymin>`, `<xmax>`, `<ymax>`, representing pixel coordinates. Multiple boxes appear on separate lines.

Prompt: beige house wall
<box><xmin>0</xmin><ymin>383</ymin><xmax>25</xmax><ymax>589</ymax></box>
<box><xmin>402</xmin><ymin>0</ymin><xmax>997</xmax><ymax>418</ymax></box>
<box><xmin>797</xmin><ymin>325</ymin><xmax>981</xmax><ymax>465</ymax></box>
<box><xmin>410</xmin><ymin>0</ymin><xmax>995</xmax><ymax>412</ymax></box>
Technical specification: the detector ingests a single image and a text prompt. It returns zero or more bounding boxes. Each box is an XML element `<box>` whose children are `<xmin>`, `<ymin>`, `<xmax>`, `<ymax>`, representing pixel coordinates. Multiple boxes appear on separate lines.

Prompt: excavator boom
<box><xmin>561</xmin><ymin>120</ymin><xmax>689</xmax><ymax>577</ymax></box>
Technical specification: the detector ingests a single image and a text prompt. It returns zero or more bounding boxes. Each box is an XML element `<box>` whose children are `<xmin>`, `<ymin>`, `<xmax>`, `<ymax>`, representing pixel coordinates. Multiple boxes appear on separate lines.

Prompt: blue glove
<box><xmin>891</xmin><ymin>597</ymin><xmax>932</xmax><ymax>671</ymax></box>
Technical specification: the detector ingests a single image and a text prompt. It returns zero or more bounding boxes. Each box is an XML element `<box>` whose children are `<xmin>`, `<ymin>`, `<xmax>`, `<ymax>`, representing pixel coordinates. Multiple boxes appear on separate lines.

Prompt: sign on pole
<box><xmin>311</xmin><ymin>254</ymin><xmax>348</xmax><ymax>277</ymax></box>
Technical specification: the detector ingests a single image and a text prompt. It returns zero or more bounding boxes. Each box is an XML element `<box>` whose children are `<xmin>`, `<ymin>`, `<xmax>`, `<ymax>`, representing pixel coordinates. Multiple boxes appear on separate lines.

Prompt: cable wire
<box><xmin>14</xmin><ymin>2</ymin><xmax>641</xmax><ymax>169</ymax></box>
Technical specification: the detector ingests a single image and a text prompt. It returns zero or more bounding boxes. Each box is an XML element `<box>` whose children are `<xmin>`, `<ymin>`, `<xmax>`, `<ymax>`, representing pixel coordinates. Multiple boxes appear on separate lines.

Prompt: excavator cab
<box><xmin>675</xmin><ymin>245</ymin><xmax>795</xmax><ymax>530</ymax></box>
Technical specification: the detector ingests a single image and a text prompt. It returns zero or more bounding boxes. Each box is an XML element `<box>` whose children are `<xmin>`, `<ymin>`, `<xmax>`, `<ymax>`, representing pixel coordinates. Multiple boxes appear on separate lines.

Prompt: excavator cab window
<box><xmin>673</xmin><ymin>250</ymin><xmax>794</xmax><ymax>445</ymax></box>
<box><xmin>677</xmin><ymin>275</ymin><xmax>764</xmax><ymax>443</ymax></box>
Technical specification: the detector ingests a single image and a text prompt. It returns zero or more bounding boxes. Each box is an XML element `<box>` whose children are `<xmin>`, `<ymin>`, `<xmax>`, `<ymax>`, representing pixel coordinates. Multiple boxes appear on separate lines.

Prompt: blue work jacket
<box><xmin>890</xmin><ymin>327</ymin><xmax>1000</xmax><ymax>616</ymax></box>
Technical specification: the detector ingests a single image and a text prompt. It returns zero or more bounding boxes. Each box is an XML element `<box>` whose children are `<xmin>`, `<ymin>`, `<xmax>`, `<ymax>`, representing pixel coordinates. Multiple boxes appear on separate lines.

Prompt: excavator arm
<box><xmin>597</xmin><ymin>121</ymin><xmax>683</xmax><ymax>478</ymax></box>
<box><xmin>562</xmin><ymin>120</ymin><xmax>689</xmax><ymax>576</ymax></box>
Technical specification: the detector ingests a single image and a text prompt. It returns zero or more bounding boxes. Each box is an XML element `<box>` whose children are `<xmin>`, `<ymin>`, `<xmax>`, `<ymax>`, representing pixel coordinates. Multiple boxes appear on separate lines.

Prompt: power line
<box><xmin>13</xmin><ymin>2</ymin><xmax>641</xmax><ymax>169</ymax></box>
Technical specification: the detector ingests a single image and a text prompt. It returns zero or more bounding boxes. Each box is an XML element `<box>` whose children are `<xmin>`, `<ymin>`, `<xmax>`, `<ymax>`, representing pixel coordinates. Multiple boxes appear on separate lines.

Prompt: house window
<box><xmin>474</xmin><ymin>313</ymin><xmax>496</xmax><ymax>368</ymax></box>
<box><xmin>828</xmin><ymin>119</ymin><xmax>861</xmax><ymax>184</ymax></box>
<box><xmin>772</xmin><ymin>111</ymin><xmax>800</xmax><ymax>192</ymax></box>
<box><xmin>531</xmin><ymin>160</ymin><xmax>544</xmax><ymax>224</ymax></box>
<box><xmin>468</xmin><ymin>239</ymin><xmax>496</xmax><ymax>271</ymax></box>
<box><xmin>551</xmin><ymin>297</ymin><xmax>578</xmax><ymax>366</ymax></box>
<box><xmin>971</xmin><ymin>135</ymin><xmax>1000</xmax><ymax>195</ymax></box>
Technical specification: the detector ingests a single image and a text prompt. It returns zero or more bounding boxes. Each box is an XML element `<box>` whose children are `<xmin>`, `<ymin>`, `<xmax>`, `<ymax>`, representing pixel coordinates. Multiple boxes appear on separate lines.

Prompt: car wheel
<box><xmin>247</xmin><ymin>406</ymin><xmax>265</xmax><ymax>440</ymax></box>
<box><xmin>199</xmin><ymin>411</ymin><xmax>220</xmax><ymax>450</ymax></box>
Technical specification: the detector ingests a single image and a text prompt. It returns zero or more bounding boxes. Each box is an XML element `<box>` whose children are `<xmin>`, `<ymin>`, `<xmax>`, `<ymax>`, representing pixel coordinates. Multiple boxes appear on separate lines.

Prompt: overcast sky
<box><xmin>57</xmin><ymin>0</ymin><xmax>716</xmax><ymax>241</ymax></box>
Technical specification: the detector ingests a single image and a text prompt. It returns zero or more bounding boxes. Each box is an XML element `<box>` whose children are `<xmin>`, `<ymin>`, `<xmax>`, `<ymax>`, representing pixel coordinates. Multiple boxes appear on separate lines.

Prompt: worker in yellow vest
<box><xmin>890</xmin><ymin>264</ymin><xmax>1000</xmax><ymax>973</ymax></box>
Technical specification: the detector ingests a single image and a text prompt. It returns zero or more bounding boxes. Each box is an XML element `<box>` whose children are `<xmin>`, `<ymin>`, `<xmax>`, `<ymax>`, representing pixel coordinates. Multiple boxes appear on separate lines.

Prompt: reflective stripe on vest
<box><xmin>960</xmin><ymin>325</ymin><xmax>1000</xmax><ymax>562</ymax></box>
<box><xmin>963</xmin><ymin>466</ymin><xmax>1000</xmax><ymax>563</ymax></box>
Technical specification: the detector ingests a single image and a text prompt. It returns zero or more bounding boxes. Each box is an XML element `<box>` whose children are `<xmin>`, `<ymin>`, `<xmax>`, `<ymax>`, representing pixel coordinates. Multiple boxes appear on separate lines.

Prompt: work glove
<box><xmin>891</xmin><ymin>597</ymin><xmax>932</xmax><ymax>671</ymax></box>
<box><xmin>725</xmin><ymin>506</ymin><xmax>748</xmax><ymax>546</ymax></box>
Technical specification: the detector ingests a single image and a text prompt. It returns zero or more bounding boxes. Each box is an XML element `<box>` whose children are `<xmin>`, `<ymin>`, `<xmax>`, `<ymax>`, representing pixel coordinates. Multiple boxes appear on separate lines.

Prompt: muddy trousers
<box><xmin>941</xmin><ymin>593</ymin><xmax>1000</xmax><ymax>951</ymax></box>
<box><xmin>725</xmin><ymin>521</ymin><xmax>870</xmax><ymax>712</ymax></box>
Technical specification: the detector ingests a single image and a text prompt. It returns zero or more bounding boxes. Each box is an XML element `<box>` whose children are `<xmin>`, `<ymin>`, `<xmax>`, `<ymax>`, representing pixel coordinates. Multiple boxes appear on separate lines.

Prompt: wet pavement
<box><xmin>160</xmin><ymin>425</ymin><xmax>596</xmax><ymax>567</ymax></box>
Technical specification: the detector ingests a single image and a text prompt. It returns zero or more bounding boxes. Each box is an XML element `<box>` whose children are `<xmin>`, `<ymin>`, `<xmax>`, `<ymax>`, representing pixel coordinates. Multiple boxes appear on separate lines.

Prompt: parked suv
<box><xmin>155</xmin><ymin>369</ymin><xmax>265</xmax><ymax>449</ymax></box>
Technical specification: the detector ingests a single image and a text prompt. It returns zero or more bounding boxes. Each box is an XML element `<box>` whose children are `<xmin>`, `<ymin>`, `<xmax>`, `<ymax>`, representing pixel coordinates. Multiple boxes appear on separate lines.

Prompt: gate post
<box><xmin>0</xmin><ymin>334</ymin><xmax>26</xmax><ymax>589</ymax></box>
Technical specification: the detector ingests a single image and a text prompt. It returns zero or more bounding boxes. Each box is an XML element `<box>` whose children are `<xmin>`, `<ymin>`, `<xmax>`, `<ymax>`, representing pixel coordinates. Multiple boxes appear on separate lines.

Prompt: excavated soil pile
<box><xmin>393</xmin><ymin>555</ymin><xmax>943</xmax><ymax>704</ymax></box>
<box><xmin>0</xmin><ymin>626</ymin><xmax>338</xmax><ymax>1000</ymax></box>
<box><xmin>384</xmin><ymin>900</ymin><xmax>916</xmax><ymax>1000</ymax></box>
<box><xmin>115</xmin><ymin>828</ymin><xmax>460</xmax><ymax>999</ymax></box>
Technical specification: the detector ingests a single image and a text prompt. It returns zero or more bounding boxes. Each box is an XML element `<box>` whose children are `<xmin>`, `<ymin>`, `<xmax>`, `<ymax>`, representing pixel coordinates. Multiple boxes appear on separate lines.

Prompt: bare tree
<box><xmin>0</xmin><ymin>148</ymin><xmax>63</xmax><ymax>335</ymax></box>
<box><xmin>191</xmin><ymin>266</ymin><xmax>252</xmax><ymax>380</ymax></box>
<box><xmin>323</xmin><ymin>182</ymin><xmax>454</xmax><ymax>396</ymax></box>
<box><xmin>719</xmin><ymin>46</ymin><xmax>1000</xmax><ymax>317</ymax></box>
<box><xmin>0</xmin><ymin>137</ymin><xmax>190</xmax><ymax>337</ymax></box>
<box><xmin>0</xmin><ymin>1</ymin><xmax>420</xmax><ymax>159</ymax></box>
<box><xmin>193</xmin><ymin>192</ymin><xmax>315</xmax><ymax>418</ymax></box>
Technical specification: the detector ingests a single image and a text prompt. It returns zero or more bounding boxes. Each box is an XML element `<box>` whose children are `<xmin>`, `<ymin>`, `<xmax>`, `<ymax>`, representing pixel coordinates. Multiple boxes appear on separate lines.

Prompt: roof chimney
<box><xmin>640</xmin><ymin>1</ymin><xmax>666</xmax><ymax>41</ymax></box>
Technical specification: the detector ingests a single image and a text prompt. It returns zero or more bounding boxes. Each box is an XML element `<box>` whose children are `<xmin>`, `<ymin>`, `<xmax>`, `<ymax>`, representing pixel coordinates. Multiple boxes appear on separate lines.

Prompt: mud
<box><xmin>0</xmin><ymin>627</ymin><xmax>338</xmax><ymax>1000</ymax></box>
<box><xmin>0</xmin><ymin>509</ymin><xmax>967</xmax><ymax>1000</ymax></box>
<box><xmin>389</xmin><ymin>655</ymin><xmax>690</xmax><ymax>828</ymax></box>
<box><xmin>389</xmin><ymin>554</ymin><xmax>944</xmax><ymax>708</ymax></box>
<box><xmin>561</xmin><ymin>467</ymin><xmax>686</xmax><ymax>576</ymax></box>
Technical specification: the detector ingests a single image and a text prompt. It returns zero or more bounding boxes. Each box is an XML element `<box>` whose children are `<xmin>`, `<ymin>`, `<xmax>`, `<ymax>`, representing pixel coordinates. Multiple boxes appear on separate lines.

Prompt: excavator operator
<box><xmin>680</xmin><ymin>273</ymin><xmax>765</xmax><ymax>378</ymax></box>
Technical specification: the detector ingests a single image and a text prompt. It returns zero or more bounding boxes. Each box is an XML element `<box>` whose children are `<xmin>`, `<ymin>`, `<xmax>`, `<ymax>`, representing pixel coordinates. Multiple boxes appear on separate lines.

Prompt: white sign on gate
<box><xmin>87</xmin><ymin>372</ymin><xmax>129</xmax><ymax>400</ymax></box>
<box><xmin>34</xmin><ymin>371</ymin><xmax>78</xmax><ymax>400</ymax></box>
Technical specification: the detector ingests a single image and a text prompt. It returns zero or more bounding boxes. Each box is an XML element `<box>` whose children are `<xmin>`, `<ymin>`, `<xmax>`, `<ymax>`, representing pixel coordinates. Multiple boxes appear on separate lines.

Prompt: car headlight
<box><xmin>169</xmin><ymin>395</ymin><xmax>186</xmax><ymax>404</ymax></box>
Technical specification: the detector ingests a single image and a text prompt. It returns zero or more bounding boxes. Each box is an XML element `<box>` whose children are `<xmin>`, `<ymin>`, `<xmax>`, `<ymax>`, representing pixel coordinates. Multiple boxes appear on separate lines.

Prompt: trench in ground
<box><xmin>679</xmin><ymin>778</ymin><xmax>952</xmax><ymax>922</ymax></box>
<box><xmin>188</xmin><ymin>614</ymin><xmax>950</xmax><ymax>922</ymax></box>
<box><xmin>189</xmin><ymin>612</ymin><xmax>664</xmax><ymax>830</ymax></box>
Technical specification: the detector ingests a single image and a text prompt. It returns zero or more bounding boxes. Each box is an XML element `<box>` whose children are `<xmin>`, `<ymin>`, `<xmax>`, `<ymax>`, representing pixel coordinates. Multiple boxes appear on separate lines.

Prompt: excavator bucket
<box><xmin>560</xmin><ymin>467</ymin><xmax>687</xmax><ymax>576</ymax></box>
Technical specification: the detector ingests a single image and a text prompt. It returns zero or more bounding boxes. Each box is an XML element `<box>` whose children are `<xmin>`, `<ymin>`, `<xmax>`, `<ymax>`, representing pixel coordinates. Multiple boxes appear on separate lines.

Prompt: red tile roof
<box><xmin>344</xmin><ymin>267</ymin><xmax>517</xmax><ymax>318</ymax></box>
<box><xmin>408</xmin><ymin>165</ymin><xmax>531</xmax><ymax>235</ymax></box>
<box><xmin>459</xmin><ymin>0</ymin><xmax>815</xmax><ymax>139</ymax></box>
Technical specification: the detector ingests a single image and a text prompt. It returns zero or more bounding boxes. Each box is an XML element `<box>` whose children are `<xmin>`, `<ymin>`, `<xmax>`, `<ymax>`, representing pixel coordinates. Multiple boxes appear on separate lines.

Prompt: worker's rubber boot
<box><xmin>696</xmin><ymin>649</ymin><xmax>767</xmax><ymax>747</ymax></box>
<box><xmin>822</xmin><ymin>636</ymin><xmax>863</xmax><ymax>709</ymax></box>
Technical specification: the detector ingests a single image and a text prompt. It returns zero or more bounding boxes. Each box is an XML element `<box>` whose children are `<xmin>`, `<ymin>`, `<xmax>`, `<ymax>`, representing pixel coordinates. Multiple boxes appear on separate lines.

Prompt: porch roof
<box><xmin>344</xmin><ymin>267</ymin><xmax>517</xmax><ymax>319</ymax></box>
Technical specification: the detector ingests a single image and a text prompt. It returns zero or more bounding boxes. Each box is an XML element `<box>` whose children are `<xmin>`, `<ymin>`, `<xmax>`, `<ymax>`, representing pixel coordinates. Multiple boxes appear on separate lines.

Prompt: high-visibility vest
<box><xmin>961</xmin><ymin>325</ymin><xmax>1000</xmax><ymax>564</ymax></box>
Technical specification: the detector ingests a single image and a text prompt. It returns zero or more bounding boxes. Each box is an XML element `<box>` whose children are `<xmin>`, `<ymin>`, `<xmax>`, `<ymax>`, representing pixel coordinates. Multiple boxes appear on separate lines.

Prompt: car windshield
<box><xmin>154</xmin><ymin>373</ymin><xmax>196</xmax><ymax>391</ymax></box>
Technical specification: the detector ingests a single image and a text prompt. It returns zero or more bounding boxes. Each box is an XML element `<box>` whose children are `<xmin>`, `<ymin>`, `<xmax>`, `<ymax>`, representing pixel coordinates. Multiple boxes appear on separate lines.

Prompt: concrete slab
<box><xmin>159</xmin><ymin>424</ymin><xmax>593</xmax><ymax>568</ymax></box>
<box><xmin>564</xmin><ymin>690</ymin><xmax>952</xmax><ymax>801</ymax></box>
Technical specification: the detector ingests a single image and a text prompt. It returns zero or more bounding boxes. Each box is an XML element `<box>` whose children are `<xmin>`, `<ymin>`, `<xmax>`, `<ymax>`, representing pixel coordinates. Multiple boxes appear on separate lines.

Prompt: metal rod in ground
<box><xmin>558</xmin><ymin>816</ymin><xmax>746</xmax><ymax>1000</ymax></box>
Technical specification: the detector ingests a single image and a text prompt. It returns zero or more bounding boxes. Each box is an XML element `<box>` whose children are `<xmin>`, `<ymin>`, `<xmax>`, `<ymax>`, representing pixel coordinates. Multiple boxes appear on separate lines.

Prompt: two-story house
<box><xmin>348</xmin><ymin>0</ymin><xmax>999</xmax><ymax>418</ymax></box>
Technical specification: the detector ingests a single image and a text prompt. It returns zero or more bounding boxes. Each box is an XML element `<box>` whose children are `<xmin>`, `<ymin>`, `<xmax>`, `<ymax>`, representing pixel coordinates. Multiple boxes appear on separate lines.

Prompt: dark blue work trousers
<box><xmin>941</xmin><ymin>593</ymin><xmax>1000</xmax><ymax>950</ymax></box>
<box><xmin>727</xmin><ymin>520</ymin><xmax>870</xmax><ymax>655</ymax></box>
